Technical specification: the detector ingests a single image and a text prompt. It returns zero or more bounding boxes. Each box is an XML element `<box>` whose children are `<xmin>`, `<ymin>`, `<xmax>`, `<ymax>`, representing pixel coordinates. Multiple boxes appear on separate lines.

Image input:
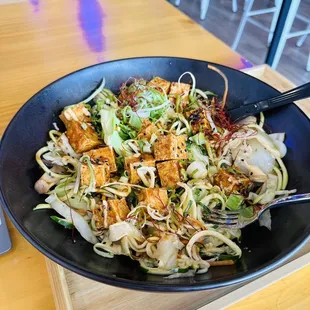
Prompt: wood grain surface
<box><xmin>0</xmin><ymin>0</ymin><xmax>308</xmax><ymax>309</ymax></box>
<box><xmin>44</xmin><ymin>65</ymin><xmax>310</xmax><ymax>310</ymax></box>
<box><xmin>0</xmin><ymin>1</ymin><xmax>243</xmax><ymax>309</ymax></box>
<box><xmin>0</xmin><ymin>218</ymin><xmax>55</xmax><ymax>310</ymax></box>
<box><xmin>228</xmin><ymin>264</ymin><xmax>310</xmax><ymax>310</ymax></box>
<box><xmin>0</xmin><ymin>0</ymin><xmax>245</xmax><ymax>135</ymax></box>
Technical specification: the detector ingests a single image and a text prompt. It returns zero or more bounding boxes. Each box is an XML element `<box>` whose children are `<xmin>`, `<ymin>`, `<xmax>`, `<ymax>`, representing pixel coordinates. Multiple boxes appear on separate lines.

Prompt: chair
<box><xmin>232</xmin><ymin>0</ymin><xmax>282</xmax><ymax>50</ymax></box>
<box><xmin>175</xmin><ymin>0</ymin><xmax>239</xmax><ymax>20</ymax></box>
<box><xmin>232</xmin><ymin>0</ymin><xmax>310</xmax><ymax>71</ymax></box>
<box><xmin>267</xmin><ymin>0</ymin><xmax>310</xmax><ymax>70</ymax></box>
<box><xmin>295</xmin><ymin>15</ymin><xmax>310</xmax><ymax>72</ymax></box>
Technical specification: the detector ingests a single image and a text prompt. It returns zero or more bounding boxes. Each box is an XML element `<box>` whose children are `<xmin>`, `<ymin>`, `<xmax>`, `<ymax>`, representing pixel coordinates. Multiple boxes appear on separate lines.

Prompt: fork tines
<box><xmin>206</xmin><ymin>209</ymin><xmax>240</xmax><ymax>227</ymax></box>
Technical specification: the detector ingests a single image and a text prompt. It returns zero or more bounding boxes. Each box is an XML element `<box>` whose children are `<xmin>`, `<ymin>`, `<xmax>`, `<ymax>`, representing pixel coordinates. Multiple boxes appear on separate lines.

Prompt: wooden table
<box><xmin>0</xmin><ymin>1</ymin><xmax>309</xmax><ymax>309</ymax></box>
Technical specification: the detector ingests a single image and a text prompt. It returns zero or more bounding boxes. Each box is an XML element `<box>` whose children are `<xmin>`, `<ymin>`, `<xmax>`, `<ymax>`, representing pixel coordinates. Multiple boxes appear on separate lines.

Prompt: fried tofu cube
<box><xmin>187</xmin><ymin>108</ymin><xmax>211</xmax><ymax>134</ymax></box>
<box><xmin>176</xmin><ymin>136</ymin><xmax>187</xmax><ymax>159</ymax></box>
<box><xmin>169</xmin><ymin>82</ymin><xmax>191</xmax><ymax>105</ymax></box>
<box><xmin>147</xmin><ymin>76</ymin><xmax>171</xmax><ymax>94</ymax></box>
<box><xmin>124</xmin><ymin>154</ymin><xmax>155</xmax><ymax>184</ymax></box>
<box><xmin>214</xmin><ymin>168</ymin><xmax>252</xmax><ymax>194</ymax></box>
<box><xmin>124</xmin><ymin>153</ymin><xmax>154</xmax><ymax>171</ymax></box>
<box><xmin>60</xmin><ymin>103</ymin><xmax>91</xmax><ymax>128</ymax></box>
<box><xmin>93</xmin><ymin>204</ymin><xmax>105</xmax><ymax>229</ymax></box>
<box><xmin>153</xmin><ymin>133</ymin><xmax>187</xmax><ymax>161</ymax></box>
<box><xmin>137</xmin><ymin>119</ymin><xmax>159</xmax><ymax>141</ymax></box>
<box><xmin>136</xmin><ymin>188</ymin><xmax>168</xmax><ymax>212</ymax></box>
<box><xmin>81</xmin><ymin>161</ymin><xmax>110</xmax><ymax>188</ymax></box>
<box><xmin>107</xmin><ymin>199</ymin><xmax>130</xmax><ymax>225</ymax></box>
<box><xmin>66</xmin><ymin>121</ymin><xmax>101</xmax><ymax>153</ymax></box>
<box><xmin>93</xmin><ymin>199</ymin><xmax>130</xmax><ymax>229</ymax></box>
<box><xmin>84</xmin><ymin>146</ymin><xmax>117</xmax><ymax>173</ymax></box>
<box><xmin>157</xmin><ymin>160</ymin><xmax>181</xmax><ymax>188</ymax></box>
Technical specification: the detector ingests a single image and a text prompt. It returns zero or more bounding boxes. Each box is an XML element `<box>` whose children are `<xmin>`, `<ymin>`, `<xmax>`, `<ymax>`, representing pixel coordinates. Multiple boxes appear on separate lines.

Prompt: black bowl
<box><xmin>0</xmin><ymin>57</ymin><xmax>309</xmax><ymax>292</ymax></box>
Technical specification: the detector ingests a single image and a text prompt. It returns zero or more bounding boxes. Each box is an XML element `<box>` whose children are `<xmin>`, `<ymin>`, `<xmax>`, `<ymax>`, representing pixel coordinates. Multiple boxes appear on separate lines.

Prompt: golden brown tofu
<box><xmin>187</xmin><ymin>108</ymin><xmax>212</xmax><ymax>134</ymax></box>
<box><xmin>107</xmin><ymin>199</ymin><xmax>130</xmax><ymax>225</ymax></box>
<box><xmin>214</xmin><ymin>168</ymin><xmax>252</xmax><ymax>194</ymax></box>
<box><xmin>169</xmin><ymin>82</ymin><xmax>191</xmax><ymax>105</ymax></box>
<box><xmin>84</xmin><ymin>146</ymin><xmax>117</xmax><ymax>173</ymax></box>
<box><xmin>59</xmin><ymin>103</ymin><xmax>91</xmax><ymax>128</ymax></box>
<box><xmin>124</xmin><ymin>153</ymin><xmax>154</xmax><ymax>170</ymax></box>
<box><xmin>80</xmin><ymin>161</ymin><xmax>110</xmax><ymax>188</ymax></box>
<box><xmin>147</xmin><ymin>76</ymin><xmax>171</xmax><ymax>94</ymax></box>
<box><xmin>93</xmin><ymin>204</ymin><xmax>105</xmax><ymax>229</ymax></box>
<box><xmin>176</xmin><ymin>136</ymin><xmax>187</xmax><ymax>160</ymax></box>
<box><xmin>136</xmin><ymin>188</ymin><xmax>168</xmax><ymax>212</ymax></box>
<box><xmin>137</xmin><ymin>119</ymin><xmax>159</xmax><ymax>141</ymax></box>
<box><xmin>153</xmin><ymin>133</ymin><xmax>187</xmax><ymax>161</ymax></box>
<box><xmin>93</xmin><ymin>199</ymin><xmax>130</xmax><ymax>229</ymax></box>
<box><xmin>124</xmin><ymin>154</ymin><xmax>155</xmax><ymax>184</ymax></box>
<box><xmin>156</xmin><ymin>160</ymin><xmax>181</xmax><ymax>188</ymax></box>
<box><xmin>66</xmin><ymin>121</ymin><xmax>101</xmax><ymax>153</ymax></box>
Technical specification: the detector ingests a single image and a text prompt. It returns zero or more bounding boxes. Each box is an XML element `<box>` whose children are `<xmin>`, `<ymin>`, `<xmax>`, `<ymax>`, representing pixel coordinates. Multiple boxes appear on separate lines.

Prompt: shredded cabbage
<box><xmin>33</xmin><ymin>73</ymin><xmax>295</xmax><ymax>277</ymax></box>
<box><xmin>46</xmin><ymin>194</ymin><xmax>97</xmax><ymax>244</ymax></box>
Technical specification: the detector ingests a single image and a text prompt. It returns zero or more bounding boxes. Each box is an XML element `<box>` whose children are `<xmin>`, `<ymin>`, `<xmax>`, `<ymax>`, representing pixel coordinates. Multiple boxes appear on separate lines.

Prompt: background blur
<box><xmin>171</xmin><ymin>0</ymin><xmax>310</xmax><ymax>85</ymax></box>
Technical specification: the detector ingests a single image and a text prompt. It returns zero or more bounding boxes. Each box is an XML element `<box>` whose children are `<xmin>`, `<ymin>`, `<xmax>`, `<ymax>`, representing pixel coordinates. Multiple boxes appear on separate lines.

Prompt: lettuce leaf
<box><xmin>226</xmin><ymin>195</ymin><xmax>243</xmax><ymax>211</ymax></box>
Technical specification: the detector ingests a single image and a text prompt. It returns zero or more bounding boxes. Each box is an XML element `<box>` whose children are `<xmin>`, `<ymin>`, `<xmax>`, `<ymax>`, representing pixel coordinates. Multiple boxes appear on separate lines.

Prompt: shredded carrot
<box><xmin>209</xmin><ymin>260</ymin><xmax>235</xmax><ymax>266</ymax></box>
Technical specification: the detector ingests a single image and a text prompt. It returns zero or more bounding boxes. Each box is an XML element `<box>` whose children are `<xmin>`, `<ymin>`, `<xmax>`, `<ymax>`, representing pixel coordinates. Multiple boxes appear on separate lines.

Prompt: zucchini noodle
<box><xmin>206</xmin><ymin>110</ymin><xmax>218</xmax><ymax>133</ymax></box>
<box><xmin>137</xmin><ymin>166</ymin><xmax>156</xmax><ymax>188</ymax></box>
<box><xmin>200</xmin><ymin>193</ymin><xmax>226</xmax><ymax>210</ymax></box>
<box><xmin>205</xmin><ymin>139</ymin><xmax>214</xmax><ymax>163</ymax></box>
<box><xmin>273</xmin><ymin>166</ymin><xmax>283</xmax><ymax>191</ymax></box>
<box><xmin>195</xmin><ymin>89</ymin><xmax>209</xmax><ymax>99</ymax></box>
<box><xmin>122</xmin><ymin>139</ymin><xmax>140</xmax><ymax>155</ymax></box>
<box><xmin>178</xmin><ymin>71</ymin><xmax>196</xmax><ymax>97</ymax></box>
<box><xmin>49</xmin><ymin>130</ymin><xmax>61</xmax><ymax>143</ymax></box>
<box><xmin>147</xmin><ymin>205</ymin><xmax>169</xmax><ymax>221</ymax></box>
<box><xmin>186</xmin><ymin>230</ymin><xmax>242</xmax><ymax>259</ymax></box>
<box><xmin>177</xmin><ymin>113</ymin><xmax>191</xmax><ymax>133</ymax></box>
<box><xmin>36</xmin><ymin>147</ymin><xmax>71</xmax><ymax>179</ymax></box>
<box><xmin>259</xmin><ymin>112</ymin><xmax>265</xmax><ymax>127</ymax></box>
<box><xmin>101</xmin><ymin>184</ymin><xmax>132</xmax><ymax>198</ymax></box>
<box><xmin>276</xmin><ymin>157</ymin><xmax>288</xmax><ymax>189</ymax></box>
<box><xmin>33</xmin><ymin>72</ymin><xmax>295</xmax><ymax>277</ymax></box>
<box><xmin>178</xmin><ymin>182</ymin><xmax>197</xmax><ymax>219</ymax></box>
<box><xmin>170</xmin><ymin>121</ymin><xmax>187</xmax><ymax>135</ymax></box>
<box><xmin>73</xmin><ymin>162</ymin><xmax>81</xmax><ymax>194</ymax></box>
<box><xmin>80</xmin><ymin>155</ymin><xmax>96</xmax><ymax>193</ymax></box>
<box><xmin>93</xmin><ymin>243</ymin><xmax>114</xmax><ymax>258</ymax></box>
<box><xmin>84</xmin><ymin>78</ymin><xmax>106</xmax><ymax>103</ymax></box>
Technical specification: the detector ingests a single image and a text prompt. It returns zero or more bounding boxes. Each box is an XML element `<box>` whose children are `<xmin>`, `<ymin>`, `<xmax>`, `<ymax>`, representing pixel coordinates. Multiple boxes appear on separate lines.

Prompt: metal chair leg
<box><xmin>296</xmin><ymin>22</ymin><xmax>310</xmax><ymax>47</ymax></box>
<box><xmin>271</xmin><ymin>0</ymin><xmax>301</xmax><ymax>69</ymax></box>
<box><xmin>232</xmin><ymin>0</ymin><xmax>254</xmax><ymax>50</ymax></box>
<box><xmin>200</xmin><ymin>0</ymin><xmax>210</xmax><ymax>20</ymax></box>
<box><xmin>268</xmin><ymin>0</ymin><xmax>282</xmax><ymax>46</ymax></box>
<box><xmin>307</xmin><ymin>53</ymin><xmax>310</xmax><ymax>72</ymax></box>
<box><xmin>232</xmin><ymin>0</ymin><xmax>238</xmax><ymax>13</ymax></box>
<box><xmin>244</xmin><ymin>0</ymin><xmax>250</xmax><ymax>11</ymax></box>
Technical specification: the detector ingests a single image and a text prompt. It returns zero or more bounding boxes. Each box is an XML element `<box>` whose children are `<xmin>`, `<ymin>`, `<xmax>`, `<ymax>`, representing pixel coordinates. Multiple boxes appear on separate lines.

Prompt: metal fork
<box><xmin>206</xmin><ymin>193</ymin><xmax>310</xmax><ymax>229</ymax></box>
